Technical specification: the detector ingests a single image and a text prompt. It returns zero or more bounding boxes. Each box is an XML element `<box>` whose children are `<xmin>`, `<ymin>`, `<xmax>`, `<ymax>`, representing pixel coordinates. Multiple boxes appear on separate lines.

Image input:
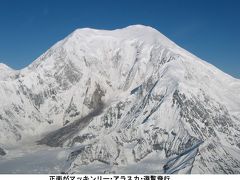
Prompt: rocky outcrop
<box><xmin>0</xmin><ymin>147</ymin><xmax>6</xmax><ymax>156</ymax></box>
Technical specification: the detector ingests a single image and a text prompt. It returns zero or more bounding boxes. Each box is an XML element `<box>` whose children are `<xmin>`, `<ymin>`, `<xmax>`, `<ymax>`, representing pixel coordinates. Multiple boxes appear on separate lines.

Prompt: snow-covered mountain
<box><xmin>0</xmin><ymin>25</ymin><xmax>240</xmax><ymax>174</ymax></box>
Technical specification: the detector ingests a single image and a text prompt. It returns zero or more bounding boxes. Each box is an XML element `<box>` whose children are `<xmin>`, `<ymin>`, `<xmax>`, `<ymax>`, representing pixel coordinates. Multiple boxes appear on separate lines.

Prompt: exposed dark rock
<box><xmin>64</xmin><ymin>97</ymin><xmax>80</xmax><ymax>125</ymax></box>
<box><xmin>0</xmin><ymin>147</ymin><xmax>6</xmax><ymax>156</ymax></box>
<box><xmin>89</xmin><ymin>84</ymin><xmax>105</xmax><ymax>110</ymax></box>
<box><xmin>37</xmin><ymin>102</ymin><xmax>104</xmax><ymax>147</ymax></box>
<box><xmin>130</xmin><ymin>85</ymin><xmax>143</xmax><ymax>95</ymax></box>
<box><xmin>54</xmin><ymin>61</ymin><xmax>82</xmax><ymax>90</ymax></box>
<box><xmin>153</xmin><ymin>143</ymin><xmax>164</xmax><ymax>151</ymax></box>
<box><xmin>71</xmin><ymin>133</ymin><xmax>95</xmax><ymax>146</ymax></box>
<box><xmin>172</xmin><ymin>89</ymin><xmax>236</xmax><ymax>140</ymax></box>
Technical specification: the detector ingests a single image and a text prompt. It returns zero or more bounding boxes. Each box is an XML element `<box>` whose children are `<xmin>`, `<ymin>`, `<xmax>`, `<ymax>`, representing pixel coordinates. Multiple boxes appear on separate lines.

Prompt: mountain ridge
<box><xmin>0</xmin><ymin>25</ymin><xmax>240</xmax><ymax>174</ymax></box>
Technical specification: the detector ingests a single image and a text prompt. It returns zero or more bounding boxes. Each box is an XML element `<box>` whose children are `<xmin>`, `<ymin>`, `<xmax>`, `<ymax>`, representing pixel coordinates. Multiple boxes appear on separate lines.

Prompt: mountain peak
<box><xmin>123</xmin><ymin>24</ymin><xmax>161</xmax><ymax>32</ymax></box>
<box><xmin>64</xmin><ymin>25</ymin><xmax>176</xmax><ymax>49</ymax></box>
<box><xmin>1</xmin><ymin>25</ymin><xmax>240</xmax><ymax>174</ymax></box>
<box><xmin>72</xmin><ymin>24</ymin><xmax>158</xmax><ymax>34</ymax></box>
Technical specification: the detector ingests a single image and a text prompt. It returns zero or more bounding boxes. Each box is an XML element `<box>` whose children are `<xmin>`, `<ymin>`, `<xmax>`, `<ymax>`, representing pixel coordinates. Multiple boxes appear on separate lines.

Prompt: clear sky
<box><xmin>0</xmin><ymin>0</ymin><xmax>239</xmax><ymax>78</ymax></box>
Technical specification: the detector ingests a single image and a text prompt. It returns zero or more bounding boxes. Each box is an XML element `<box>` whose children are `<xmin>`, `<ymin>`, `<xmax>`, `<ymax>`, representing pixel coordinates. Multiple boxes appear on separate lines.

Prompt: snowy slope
<box><xmin>0</xmin><ymin>25</ymin><xmax>240</xmax><ymax>174</ymax></box>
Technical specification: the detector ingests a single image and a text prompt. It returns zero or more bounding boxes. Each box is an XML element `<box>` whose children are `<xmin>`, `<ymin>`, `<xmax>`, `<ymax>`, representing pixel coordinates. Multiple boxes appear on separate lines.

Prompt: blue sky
<box><xmin>0</xmin><ymin>0</ymin><xmax>239</xmax><ymax>78</ymax></box>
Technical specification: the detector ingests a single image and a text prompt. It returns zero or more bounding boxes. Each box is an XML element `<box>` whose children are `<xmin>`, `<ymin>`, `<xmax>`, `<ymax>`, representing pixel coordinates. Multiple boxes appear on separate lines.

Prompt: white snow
<box><xmin>0</xmin><ymin>25</ymin><xmax>240</xmax><ymax>174</ymax></box>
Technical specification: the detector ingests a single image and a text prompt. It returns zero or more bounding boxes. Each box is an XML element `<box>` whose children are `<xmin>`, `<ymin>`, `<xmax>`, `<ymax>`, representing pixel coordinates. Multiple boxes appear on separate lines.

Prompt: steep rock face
<box><xmin>63</xmin><ymin>76</ymin><xmax>240</xmax><ymax>174</ymax></box>
<box><xmin>0</xmin><ymin>25</ymin><xmax>240</xmax><ymax>173</ymax></box>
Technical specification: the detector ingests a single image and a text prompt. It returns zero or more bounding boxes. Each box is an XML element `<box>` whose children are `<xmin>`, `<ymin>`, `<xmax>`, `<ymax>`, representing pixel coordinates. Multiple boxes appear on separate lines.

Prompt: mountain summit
<box><xmin>0</xmin><ymin>25</ymin><xmax>240</xmax><ymax>174</ymax></box>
